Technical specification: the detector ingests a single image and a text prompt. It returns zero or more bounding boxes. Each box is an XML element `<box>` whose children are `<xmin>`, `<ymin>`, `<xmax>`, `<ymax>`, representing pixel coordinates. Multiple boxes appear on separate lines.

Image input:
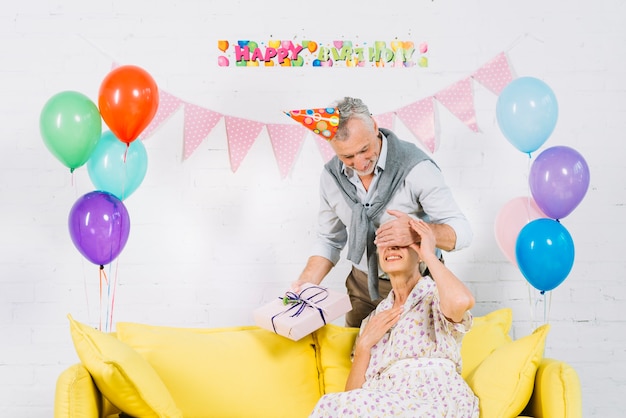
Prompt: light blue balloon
<box><xmin>496</xmin><ymin>77</ymin><xmax>559</xmax><ymax>154</ymax></box>
<box><xmin>87</xmin><ymin>131</ymin><xmax>148</xmax><ymax>200</ymax></box>
<box><xmin>515</xmin><ymin>218</ymin><xmax>574</xmax><ymax>293</ymax></box>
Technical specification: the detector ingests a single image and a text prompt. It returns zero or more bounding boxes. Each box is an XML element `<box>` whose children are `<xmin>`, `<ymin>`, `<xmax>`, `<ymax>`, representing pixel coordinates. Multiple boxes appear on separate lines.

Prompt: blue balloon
<box><xmin>87</xmin><ymin>131</ymin><xmax>148</xmax><ymax>200</ymax></box>
<box><xmin>496</xmin><ymin>77</ymin><xmax>559</xmax><ymax>154</ymax></box>
<box><xmin>515</xmin><ymin>218</ymin><xmax>574</xmax><ymax>292</ymax></box>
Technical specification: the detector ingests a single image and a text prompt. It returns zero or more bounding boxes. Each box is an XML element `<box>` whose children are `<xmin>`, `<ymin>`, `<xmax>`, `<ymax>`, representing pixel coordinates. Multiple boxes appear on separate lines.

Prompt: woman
<box><xmin>310</xmin><ymin>219</ymin><xmax>479</xmax><ymax>417</ymax></box>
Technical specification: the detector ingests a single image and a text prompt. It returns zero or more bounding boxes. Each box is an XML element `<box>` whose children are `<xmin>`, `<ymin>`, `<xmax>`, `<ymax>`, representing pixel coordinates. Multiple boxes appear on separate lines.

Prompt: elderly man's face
<box><xmin>330</xmin><ymin>118</ymin><xmax>381</xmax><ymax>176</ymax></box>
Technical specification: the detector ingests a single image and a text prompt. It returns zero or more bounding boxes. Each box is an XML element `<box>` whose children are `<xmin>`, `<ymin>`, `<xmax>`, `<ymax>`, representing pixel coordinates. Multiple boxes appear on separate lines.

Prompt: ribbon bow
<box><xmin>271</xmin><ymin>286</ymin><xmax>329</xmax><ymax>334</ymax></box>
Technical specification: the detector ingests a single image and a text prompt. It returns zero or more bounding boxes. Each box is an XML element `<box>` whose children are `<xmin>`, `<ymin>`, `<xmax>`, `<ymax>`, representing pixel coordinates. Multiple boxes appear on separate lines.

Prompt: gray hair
<box><xmin>333</xmin><ymin>97</ymin><xmax>375</xmax><ymax>141</ymax></box>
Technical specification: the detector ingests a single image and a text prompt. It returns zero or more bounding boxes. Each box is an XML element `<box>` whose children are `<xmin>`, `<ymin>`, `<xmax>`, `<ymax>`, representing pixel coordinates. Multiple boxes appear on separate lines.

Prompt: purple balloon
<box><xmin>529</xmin><ymin>146</ymin><xmax>590</xmax><ymax>220</ymax></box>
<box><xmin>68</xmin><ymin>191</ymin><xmax>131</xmax><ymax>266</ymax></box>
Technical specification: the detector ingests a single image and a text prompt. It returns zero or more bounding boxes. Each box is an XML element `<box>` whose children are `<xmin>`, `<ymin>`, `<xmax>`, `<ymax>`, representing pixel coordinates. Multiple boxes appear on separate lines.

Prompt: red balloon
<box><xmin>98</xmin><ymin>65</ymin><xmax>159</xmax><ymax>144</ymax></box>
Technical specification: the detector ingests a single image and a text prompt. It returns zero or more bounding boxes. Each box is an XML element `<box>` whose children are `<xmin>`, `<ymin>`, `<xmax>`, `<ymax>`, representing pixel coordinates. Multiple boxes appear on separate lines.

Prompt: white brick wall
<box><xmin>1</xmin><ymin>0</ymin><xmax>624</xmax><ymax>416</ymax></box>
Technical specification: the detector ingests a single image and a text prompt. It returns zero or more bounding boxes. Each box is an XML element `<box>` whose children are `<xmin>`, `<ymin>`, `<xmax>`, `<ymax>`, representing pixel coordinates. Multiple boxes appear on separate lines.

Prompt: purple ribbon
<box><xmin>271</xmin><ymin>286</ymin><xmax>329</xmax><ymax>334</ymax></box>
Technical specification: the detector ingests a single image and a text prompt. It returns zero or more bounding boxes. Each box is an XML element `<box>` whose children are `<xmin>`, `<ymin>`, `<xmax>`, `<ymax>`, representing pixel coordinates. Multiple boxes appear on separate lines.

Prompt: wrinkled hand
<box><xmin>408</xmin><ymin>219</ymin><xmax>436</xmax><ymax>260</ymax></box>
<box><xmin>374</xmin><ymin>210</ymin><xmax>419</xmax><ymax>248</ymax></box>
<box><xmin>357</xmin><ymin>306</ymin><xmax>403</xmax><ymax>350</ymax></box>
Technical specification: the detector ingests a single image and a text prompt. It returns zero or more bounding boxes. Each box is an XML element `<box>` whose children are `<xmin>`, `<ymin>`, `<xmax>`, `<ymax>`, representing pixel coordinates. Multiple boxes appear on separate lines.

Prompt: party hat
<box><xmin>284</xmin><ymin>107</ymin><xmax>340</xmax><ymax>140</ymax></box>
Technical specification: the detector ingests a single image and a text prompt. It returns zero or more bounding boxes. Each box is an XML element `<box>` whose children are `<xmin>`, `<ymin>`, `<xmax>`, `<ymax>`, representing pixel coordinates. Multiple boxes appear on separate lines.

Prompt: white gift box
<box><xmin>253</xmin><ymin>284</ymin><xmax>352</xmax><ymax>341</ymax></box>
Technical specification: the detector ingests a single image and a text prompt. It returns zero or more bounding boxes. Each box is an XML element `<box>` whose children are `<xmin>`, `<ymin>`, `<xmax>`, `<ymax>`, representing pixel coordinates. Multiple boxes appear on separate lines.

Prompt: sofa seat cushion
<box><xmin>116</xmin><ymin>323</ymin><xmax>321</xmax><ymax>418</ymax></box>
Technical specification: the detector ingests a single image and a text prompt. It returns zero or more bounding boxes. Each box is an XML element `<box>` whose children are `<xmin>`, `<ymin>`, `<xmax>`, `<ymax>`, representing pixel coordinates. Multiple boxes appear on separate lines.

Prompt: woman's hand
<box><xmin>408</xmin><ymin>219</ymin><xmax>437</xmax><ymax>263</ymax></box>
<box><xmin>356</xmin><ymin>305</ymin><xmax>403</xmax><ymax>352</ymax></box>
<box><xmin>345</xmin><ymin>305</ymin><xmax>403</xmax><ymax>391</ymax></box>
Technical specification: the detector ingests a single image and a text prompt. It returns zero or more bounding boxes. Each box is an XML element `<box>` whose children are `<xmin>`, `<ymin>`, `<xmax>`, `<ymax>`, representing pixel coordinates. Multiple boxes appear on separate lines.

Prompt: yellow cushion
<box><xmin>313</xmin><ymin>324</ymin><xmax>359</xmax><ymax>394</ymax></box>
<box><xmin>67</xmin><ymin>315</ymin><xmax>182</xmax><ymax>418</ymax></box>
<box><xmin>116</xmin><ymin>323</ymin><xmax>321</xmax><ymax>418</ymax></box>
<box><xmin>467</xmin><ymin>323</ymin><xmax>550</xmax><ymax>418</ymax></box>
<box><xmin>461</xmin><ymin>308</ymin><xmax>513</xmax><ymax>379</ymax></box>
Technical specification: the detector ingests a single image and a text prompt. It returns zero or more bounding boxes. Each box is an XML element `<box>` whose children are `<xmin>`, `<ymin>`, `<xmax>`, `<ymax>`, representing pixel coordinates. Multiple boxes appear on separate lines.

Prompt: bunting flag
<box><xmin>125</xmin><ymin>51</ymin><xmax>514</xmax><ymax>172</ymax></box>
<box><xmin>183</xmin><ymin>103</ymin><xmax>223</xmax><ymax>160</ymax></box>
<box><xmin>434</xmin><ymin>78</ymin><xmax>479</xmax><ymax>133</ymax></box>
<box><xmin>472</xmin><ymin>52</ymin><xmax>514</xmax><ymax>95</ymax></box>
<box><xmin>224</xmin><ymin>116</ymin><xmax>265</xmax><ymax>172</ymax></box>
<box><xmin>266</xmin><ymin>124</ymin><xmax>308</xmax><ymax>178</ymax></box>
<box><xmin>396</xmin><ymin>97</ymin><xmax>436</xmax><ymax>153</ymax></box>
<box><xmin>314</xmin><ymin>135</ymin><xmax>336</xmax><ymax>163</ymax></box>
<box><xmin>139</xmin><ymin>90</ymin><xmax>183</xmax><ymax>140</ymax></box>
<box><xmin>373</xmin><ymin>112</ymin><xmax>396</xmax><ymax>130</ymax></box>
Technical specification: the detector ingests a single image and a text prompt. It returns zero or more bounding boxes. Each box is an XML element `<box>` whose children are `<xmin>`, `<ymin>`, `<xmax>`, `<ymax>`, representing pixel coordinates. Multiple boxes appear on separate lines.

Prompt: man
<box><xmin>292</xmin><ymin>97</ymin><xmax>472</xmax><ymax>327</ymax></box>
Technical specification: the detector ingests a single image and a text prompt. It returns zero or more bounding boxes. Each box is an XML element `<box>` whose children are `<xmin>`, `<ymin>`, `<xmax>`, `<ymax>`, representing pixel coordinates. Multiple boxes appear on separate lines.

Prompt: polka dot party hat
<box><xmin>284</xmin><ymin>107</ymin><xmax>340</xmax><ymax>140</ymax></box>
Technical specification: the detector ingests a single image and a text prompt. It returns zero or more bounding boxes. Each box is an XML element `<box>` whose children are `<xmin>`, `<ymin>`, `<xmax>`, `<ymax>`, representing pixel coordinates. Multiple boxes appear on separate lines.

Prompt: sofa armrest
<box><xmin>522</xmin><ymin>358</ymin><xmax>582</xmax><ymax>418</ymax></box>
<box><xmin>54</xmin><ymin>363</ymin><xmax>120</xmax><ymax>418</ymax></box>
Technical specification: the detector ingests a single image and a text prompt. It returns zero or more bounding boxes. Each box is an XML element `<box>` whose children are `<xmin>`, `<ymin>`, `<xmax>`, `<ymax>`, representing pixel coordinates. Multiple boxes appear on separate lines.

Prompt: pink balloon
<box><xmin>495</xmin><ymin>196</ymin><xmax>546</xmax><ymax>266</ymax></box>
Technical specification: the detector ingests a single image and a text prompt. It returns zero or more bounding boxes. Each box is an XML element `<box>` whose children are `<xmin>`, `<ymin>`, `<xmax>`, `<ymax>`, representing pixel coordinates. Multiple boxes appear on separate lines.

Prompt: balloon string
<box><xmin>527</xmin><ymin>282</ymin><xmax>535</xmax><ymax>331</ymax></box>
<box><xmin>99</xmin><ymin>265</ymin><xmax>108</xmax><ymax>331</ymax></box>
<box><xmin>122</xmin><ymin>150</ymin><xmax>128</xmax><ymax>200</ymax></box>
<box><xmin>99</xmin><ymin>267</ymin><xmax>103</xmax><ymax>331</ymax></box>
<box><xmin>108</xmin><ymin>259</ymin><xmax>120</xmax><ymax>332</ymax></box>
<box><xmin>543</xmin><ymin>292</ymin><xmax>552</xmax><ymax>324</ymax></box>
<box><xmin>105</xmin><ymin>264</ymin><xmax>111</xmax><ymax>333</ymax></box>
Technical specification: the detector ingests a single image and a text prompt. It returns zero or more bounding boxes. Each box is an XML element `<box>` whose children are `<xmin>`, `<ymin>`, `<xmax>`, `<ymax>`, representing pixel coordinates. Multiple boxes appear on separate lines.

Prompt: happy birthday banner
<box><xmin>139</xmin><ymin>52</ymin><xmax>513</xmax><ymax>178</ymax></box>
<box><xmin>217</xmin><ymin>39</ymin><xmax>429</xmax><ymax>68</ymax></box>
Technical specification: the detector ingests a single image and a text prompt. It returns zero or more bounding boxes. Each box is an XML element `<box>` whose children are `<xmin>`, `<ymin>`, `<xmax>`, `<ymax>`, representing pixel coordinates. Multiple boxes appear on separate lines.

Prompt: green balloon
<box><xmin>40</xmin><ymin>91</ymin><xmax>102</xmax><ymax>172</ymax></box>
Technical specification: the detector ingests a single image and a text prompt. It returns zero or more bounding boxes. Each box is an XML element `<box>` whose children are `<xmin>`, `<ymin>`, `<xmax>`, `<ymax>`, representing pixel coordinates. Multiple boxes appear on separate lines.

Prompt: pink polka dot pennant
<box><xmin>224</xmin><ymin>116</ymin><xmax>265</xmax><ymax>172</ymax></box>
<box><xmin>396</xmin><ymin>97</ymin><xmax>436</xmax><ymax>153</ymax></box>
<box><xmin>434</xmin><ymin>78</ymin><xmax>479</xmax><ymax>133</ymax></box>
<box><xmin>314</xmin><ymin>135</ymin><xmax>336</xmax><ymax>163</ymax></box>
<box><xmin>266</xmin><ymin>124</ymin><xmax>308</xmax><ymax>179</ymax></box>
<box><xmin>472</xmin><ymin>52</ymin><xmax>514</xmax><ymax>95</ymax></box>
<box><xmin>373</xmin><ymin>112</ymin><xmax>396</xmax><ymax>130</ymax></box>
<box><xmin>139</xmin><ymin>90</ymin><xmax>183</xmax><ymax>140</ymax></box>
<box><xmin>183</xmin><ymin>103</ymin><xmax>223</xmax><ymax>160</ymax></box>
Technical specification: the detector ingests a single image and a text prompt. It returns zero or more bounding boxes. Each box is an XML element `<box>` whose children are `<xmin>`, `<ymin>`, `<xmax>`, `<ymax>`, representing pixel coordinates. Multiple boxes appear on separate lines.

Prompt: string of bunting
<box><xmin>138</xmin><ymin>52</ymin><xmax>514</xmax><ymax>177</ymax></box>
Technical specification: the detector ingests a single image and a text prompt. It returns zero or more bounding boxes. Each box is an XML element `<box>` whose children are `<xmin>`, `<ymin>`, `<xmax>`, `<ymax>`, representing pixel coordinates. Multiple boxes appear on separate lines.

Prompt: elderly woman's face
<box><xmin>378</xmin><ymin>245</ymin><xmax>420</xmax><ymax>275</ymax></box>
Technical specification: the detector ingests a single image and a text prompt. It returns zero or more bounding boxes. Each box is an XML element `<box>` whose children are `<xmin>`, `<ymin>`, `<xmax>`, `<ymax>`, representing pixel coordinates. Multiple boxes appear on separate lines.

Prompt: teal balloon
<box><xmin>87</xmin><ymin>131</ymin><xmax>148</xmax><ymax>200</ymax></box>
<box><xmin>496</xmin><ymin>77</ymin><xmax>558</xmax><ymax>154</ymax></box>
<box><xmin>515</xmin><ymin>218</ymin><xmax>574</xmax><ymax>293</ymax></box>
<box><xmin>40</xmin><ymin>91</ymin><xmax>102</xmax><ymax>172</ymax></box>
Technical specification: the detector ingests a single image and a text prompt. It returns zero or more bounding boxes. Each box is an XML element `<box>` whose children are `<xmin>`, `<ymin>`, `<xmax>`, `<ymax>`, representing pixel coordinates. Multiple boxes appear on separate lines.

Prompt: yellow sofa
<box><xmin>54</xmin><ymin>308</ymin><xmax>581</xmax><ymax>418</ymax></box>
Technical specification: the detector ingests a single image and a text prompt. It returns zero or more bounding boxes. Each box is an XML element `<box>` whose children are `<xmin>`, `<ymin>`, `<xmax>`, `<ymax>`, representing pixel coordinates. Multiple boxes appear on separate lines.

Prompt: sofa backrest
<box><xmin>116</xmin><ymin>323</ymin><xmax>322</xmax><ymax>418</ymax></box>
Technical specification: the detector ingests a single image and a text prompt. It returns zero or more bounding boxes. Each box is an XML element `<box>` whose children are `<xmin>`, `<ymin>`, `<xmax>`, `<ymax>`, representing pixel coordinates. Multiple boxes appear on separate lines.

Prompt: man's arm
<box><xmin>375</xmin><ymin>161</ymin><xmax>471</xmax><ymax>251</ymax></box>
<box><xmin>291</xmin><ymin>255</ymin><xmax>334</xmax><ymax>291</ymax></box>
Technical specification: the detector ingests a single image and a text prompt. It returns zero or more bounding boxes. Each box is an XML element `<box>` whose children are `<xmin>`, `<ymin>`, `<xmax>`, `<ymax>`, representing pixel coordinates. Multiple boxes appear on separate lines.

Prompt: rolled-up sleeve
<box><xmin>396</xmin><ymin>161</ymin><xmax>473</xmax><ymax>251</ymax></box>
<box><xmin>310</xmin><ymin>172</ymin><xmax>348</xmax><ymax>265</ymax></box>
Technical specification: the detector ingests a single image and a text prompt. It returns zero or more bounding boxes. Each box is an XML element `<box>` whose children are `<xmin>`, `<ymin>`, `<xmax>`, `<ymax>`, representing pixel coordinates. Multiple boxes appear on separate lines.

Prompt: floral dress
<box><xmin>310</xmin><ymin>277</ymin><xmax>479</xmax><ymax>417</ymax></box>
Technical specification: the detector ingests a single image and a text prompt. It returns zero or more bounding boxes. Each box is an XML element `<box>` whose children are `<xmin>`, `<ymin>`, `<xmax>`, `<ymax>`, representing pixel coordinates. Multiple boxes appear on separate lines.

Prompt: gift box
<box><xmin>253</xmin><ymin>284</ymin><xmax>352</xmax><ymax>341</ymax></box>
